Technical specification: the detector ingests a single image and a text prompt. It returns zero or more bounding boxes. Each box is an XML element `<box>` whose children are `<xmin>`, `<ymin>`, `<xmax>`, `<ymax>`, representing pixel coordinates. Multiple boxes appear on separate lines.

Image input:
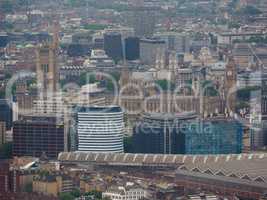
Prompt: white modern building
<box><xmin>102</xmin><ymin>183</ymin><xmax>148</xmax><ymax>200</ymax></box>
<box><xmin>83</xmin><ymin>49</ymin><xmax>114</xmax><ymax>68</ymax></box>
<box><xmin>77</xmin><ymin>106</ymin><xmax>124</xmax><ymax>153</ymax></box>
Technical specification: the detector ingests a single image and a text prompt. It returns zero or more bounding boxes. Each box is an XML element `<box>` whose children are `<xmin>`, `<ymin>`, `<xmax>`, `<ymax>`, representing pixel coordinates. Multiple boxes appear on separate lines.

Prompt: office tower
<box><xmin>13</xmin><ymin>115</ymin><xmax>64</xmax><ymax>158</ymax></box>
<box><xmin>0</xmin><ymin>121</ymin><xmax>6</xmax><ymax>145</ymax></box>
<box><xmin>139</xmin><ymin>38</ymin><xmax>166</xmax><ymax>65</ymax></box>
<box><xmin>132</xmin><ymin>112</ymin><xmax>197</xmax><ymax>154</ymax></box>
<box><xmin>76</xmin><ymin>106</ymin><xmax>124</xmax><ymax>153</ymax></box>
<box><xmin>0</xmin><ymin>33</ymin><xmax>8</xmax><ymax>48</ymax></box>
<box><xmin>125</xmin><ymin>37</ymin><xmax>140</xmax><ymax>60</ymax></box>
<box><xmin>93</xmin><ymin>37</ymin><xmax>104</xmax><ymax>49</ymax></box>
<box><xmin>36</xmin><ymin>23</ymin><xmax>59</xmax><ymax>100</ymax></box>
<box><xmin>185</xmin><ymin>117</ymin><xmax>243</xmax><ymax>154</ymax></box>
<box><xmin>0</xmin><ymin>99</ymin><xmax>13</xmax><ymax>130</ymax></box>
<box><xmin>251</xmin><ymin>71</ymin><xmax>267</xmax><ymax>150</ymax></box>
<box><xmin>104</xmin><ymin>32</ymin><xmax>123</xmax><ymax>63</ymax></box>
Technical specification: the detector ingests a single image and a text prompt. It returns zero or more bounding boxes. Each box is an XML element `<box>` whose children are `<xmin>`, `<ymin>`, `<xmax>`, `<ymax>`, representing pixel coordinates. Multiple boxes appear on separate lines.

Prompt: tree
<box><xmin>59</xmin><ymin>193</ymin><xmax>75</xmax><ymax>200</ymax></box>
<box><xmin>79</xmin><ymin>73</ymin><xmax>97</xmax><ymax>86</ymax></box>
<box><xmin>0</xmin><ymin>142</ymin><xmax>13</xmax><ymax>159</ymax></box>
<box><xmin>124</xmin><ymin>136</ymin><xmax>133</xmax><ymax>153</ymax></box>
<box><xmin>155</xmin><ymin>79</ymin><xmax>175</xmax><ymax>91</ymax></box>
<box><xmin>70</xmin><ymin>189</ymin><xmax>81</xmax><ymax>198</ymax></box>
<box><xmin>84</xmin><ymin>190</ymin><xmax>102</xmax><ymax>199</ymax></box>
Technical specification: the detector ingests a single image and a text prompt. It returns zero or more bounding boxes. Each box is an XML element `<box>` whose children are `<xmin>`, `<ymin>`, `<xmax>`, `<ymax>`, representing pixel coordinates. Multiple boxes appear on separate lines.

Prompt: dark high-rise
<box><xmin>0</xmin><ymin>161</ymin><xmax>9</xmax><ymax>194</ymax></box>
<box><xmin>0</xmin><ymin>99</ymin><xmax>13</xmax><ymax>130</ymax></box>
<box><xmin>104</xmin><ymin>32</ymin><xmax>123</xmax><ymax>63</ymax></box>
<box><xmin>132</xmin><ymin>112</ymin><xmax>197</xmax><ymax>154</ymax></box>
<box><xmin>0</xmin><ymin>33</ymin><xmax>8</xmax><ymax>48</ymax></box>
<box><xmin>13</xmin><ymin>115</ymin><xmax>64</xmax><ymax>158</ymax></box>
<box><xmin>125</xmin><ymin>37</ymin><xmax>140</xmax><ymax>60</ymax></box>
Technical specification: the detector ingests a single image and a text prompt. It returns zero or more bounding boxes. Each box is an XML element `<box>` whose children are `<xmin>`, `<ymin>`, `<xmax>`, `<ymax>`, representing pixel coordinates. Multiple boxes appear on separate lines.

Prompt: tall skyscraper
<box><xmin>125</xmin><ymin>37</ymin><xmax>140</xmax><ymax>60</ymax></box>
<box><xmin>0</xmin><ymin>99</ymin><xmax>13</xmax><ymax>130</ymax></box>
<box><xmin>36</xmin><ymin>22</ymin><xmax>59</xmax><ymax>100</ymax></box>
<box><xmin>76</xmin><ymin>106</ymin><xmax>124</xmax><ymax>153</ymax></box>
<box><xmin>13</xmin><ymin>115</ymin><xmax>65</xmax><ymax>158</ymax></box>
<box><xmin>104</xmin><ymin>32</ymin><xmax>123</xmax><ymax>63</ymax></box>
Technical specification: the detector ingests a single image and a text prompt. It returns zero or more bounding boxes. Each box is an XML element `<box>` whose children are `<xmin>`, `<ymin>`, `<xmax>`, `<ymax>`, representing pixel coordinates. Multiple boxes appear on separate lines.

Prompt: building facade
<box><xmin>13</xmin><ymin>115</ymin><xmax>64</xmax><ymax>158</ymax></box>
<box><xmin>185</xmin><ymin>117</ymin><xmax>243</xmax><ymax>154</ymax></box>
<box><xmin>139</xmin><ymin>38</ymin><xmax>166</xmax><ymax>65</ymax></box>
<box><xmin>132</xmin><ymin>112</ymin><xmax>197</xmax><ymax>154</ymax></box>
<box><xmin>125</xmin><ymin>37</ymin><xmax>140</xmax><ymax>60</ymax></box>
<box><xmin>103</xmin><ymin>184</ymin><xmax>148</xmax><ymax>200</ymax></box>
<box><xmin>104</xmin><ymin>32</ymin><xmax>123</xmax><ymax>63</ymax></box>
<box><xmin>76</xmin><ymin>106</ymin><xmax>124</xmax><ymax>153</ymax></box>
<box><xmin>0</xmin><ymin>99</ymin><xmax>13</xmax><ymax>130</ymax></box>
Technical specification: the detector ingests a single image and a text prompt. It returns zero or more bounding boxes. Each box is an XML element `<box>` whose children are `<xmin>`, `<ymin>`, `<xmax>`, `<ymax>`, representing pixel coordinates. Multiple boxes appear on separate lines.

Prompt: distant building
<box><xmin>83</xmin><ymin>49</ymin><xmax>114</xmax><ymax>68</ymax></box>
<box><xmin>0</xmin><ymin>99</ymin><xmax>13</xmax><ymax>130</ymax></box>
<box><xmin>233</xmin><ymin>43</ymin><xmax>253</xmax><ymax>70</ymax></box>
<box><xmin>129</xmin><ymin>6</ymin><xmax>156</xmax><ymax>37</ymax></box>
<box><xmin>76</xmin><ymin>106</ymin><xmax>124</xmax><ymax>153</ymax></box>
<box><xmin>125</xmin><ymin>37</ymin><xmax>140</xmax><ymax>60</ymax></box>
<box><xmin>139</xmin><ymin>38</ymin><xmax>166</xmax><ymax>65</ymax></box>
<box><xmin>0</xmin><ymin>121</ymin><xmax>6</xmax><ymax>145</ymax></box>
<box><xmin>132</xmin><ymin>112</ymin><xmax>197</xmax><ymax>154</ymax></box>
<box><xmin>103</xmin><ymin>183</ymin><xmax>148</xmax><ymax>200</ymax></box>
<box><xmin>33</xmin><ymin>175</ymin><xmax>74</xmax><ymax>197</ymax></box>
<box><xmin>13</xmin><ymin>115</ymin><xmax>65</xmax><ymax>158</ymax></box>
<box><xmin>218</xmin><ymin>32</ymin><xmax>265</xmax><ymax>45</ymax></box>
<box><xmin>0</xmin><ymin>33</ymin><xmax>8</xmax><ymax>48</ymax></box>
<box><xmin>0</xmin><ymin>161</ymin><xmax>9</xmax><ymax>194</ymax></box>
<box><xmin>154</xmin><ymin>32</ymin><xmax>190</xmax><ymax>53</ymax></box>
<box><xmin>104</xmin><ymin>32</ymin><xmax>123</xmax><ymax>63</ymax></box>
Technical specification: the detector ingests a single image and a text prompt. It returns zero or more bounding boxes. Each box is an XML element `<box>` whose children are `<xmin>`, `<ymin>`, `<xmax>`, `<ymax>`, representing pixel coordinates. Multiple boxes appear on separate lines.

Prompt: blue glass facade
<box><xmin>185</xmin><ymin>120</ymin><xmax>243</xmax><ymax>154</ymax></box>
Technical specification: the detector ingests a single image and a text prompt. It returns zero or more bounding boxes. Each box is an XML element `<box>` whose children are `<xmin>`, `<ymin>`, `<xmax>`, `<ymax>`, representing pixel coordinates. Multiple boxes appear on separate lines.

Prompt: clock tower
<box><xmin>225</xmin><ymin>56</ymin><xmax>237</xmax><ymax>112</ymax></box>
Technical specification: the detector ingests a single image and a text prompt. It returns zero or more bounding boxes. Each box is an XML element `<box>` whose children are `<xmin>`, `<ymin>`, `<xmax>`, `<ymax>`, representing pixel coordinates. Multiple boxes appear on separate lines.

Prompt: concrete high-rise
<box><xmin>139</xmin><ymin>37</ymin><xmax>166</xmax><ymax>65</ymax></box>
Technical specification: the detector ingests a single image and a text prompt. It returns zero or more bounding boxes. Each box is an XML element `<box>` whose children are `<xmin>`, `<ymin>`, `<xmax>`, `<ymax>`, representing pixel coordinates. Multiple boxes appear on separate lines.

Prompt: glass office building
<box><xmin>185</xmin><ymin>118</ymin><xmax>243</xmax><ymax>154</ymax></box>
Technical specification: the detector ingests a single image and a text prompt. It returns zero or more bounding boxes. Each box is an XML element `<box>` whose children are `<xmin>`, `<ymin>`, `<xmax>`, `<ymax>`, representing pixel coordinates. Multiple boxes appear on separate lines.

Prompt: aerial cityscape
<box><xmin>1</xmin><ymin>0</ymin><xmax>267</xmax><ymax>199</ymax></box>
